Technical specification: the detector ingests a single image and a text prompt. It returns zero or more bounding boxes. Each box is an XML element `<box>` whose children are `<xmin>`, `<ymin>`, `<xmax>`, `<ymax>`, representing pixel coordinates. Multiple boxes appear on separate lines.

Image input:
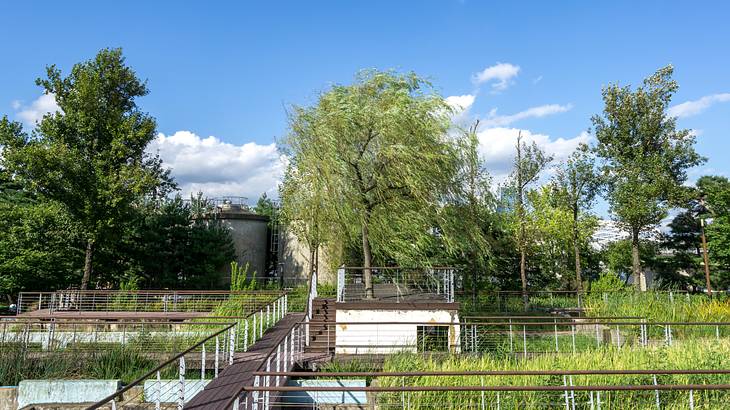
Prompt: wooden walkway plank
<box><xmin>184</xmin><ymin>313</ymin><xmax>305</xmax><ymax>410</ymax></box>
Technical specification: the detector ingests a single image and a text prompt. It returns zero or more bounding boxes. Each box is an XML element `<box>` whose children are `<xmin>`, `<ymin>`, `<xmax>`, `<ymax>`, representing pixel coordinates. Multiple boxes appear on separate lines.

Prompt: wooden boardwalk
<box><xmin>185</xmin><ymin>313</ymin><xmax>306</xmax><ymax>410</ymax></box>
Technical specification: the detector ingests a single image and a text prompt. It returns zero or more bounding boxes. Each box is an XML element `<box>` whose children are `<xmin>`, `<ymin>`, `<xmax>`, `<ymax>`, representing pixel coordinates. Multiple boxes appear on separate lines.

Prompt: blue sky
<box><xmin>2</xmin><ymin>1</ymin><xmax>729</xmax><ymax>206</ymax></box>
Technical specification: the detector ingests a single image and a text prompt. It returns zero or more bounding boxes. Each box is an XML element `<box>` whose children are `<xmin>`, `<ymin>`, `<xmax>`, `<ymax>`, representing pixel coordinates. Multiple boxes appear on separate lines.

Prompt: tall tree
<box><xmin>697</xmin><ymin>175</ymin><xmax>730</xmax><ymax>289</ymax></box>
<box><xmin>509</xmin><ymin>132</ymin><xmax>552</xmax><ymax>304</ymax></box>
<box><xmin>553</xmin><ymin>143</ymin><xmax>599</xmax><ymax>291</ymax></box>
<box><xmin>280</xmin><ymin>70</ymin><xmax>457</xmax><ymax>298</ymax></box>
<box><xmin>440</xmin><ymin>121</ymin><xmax>495</xmax><ymax>304</ymax></box>
<box><xmin>592</xmin><ymin>66</ymin><xmax>704</xmax><ymax>291</ymax></box>
<box><xmin>0</xmin><ymin>48</ymin><xmax>173</xmax><ymax>289</ymax></box>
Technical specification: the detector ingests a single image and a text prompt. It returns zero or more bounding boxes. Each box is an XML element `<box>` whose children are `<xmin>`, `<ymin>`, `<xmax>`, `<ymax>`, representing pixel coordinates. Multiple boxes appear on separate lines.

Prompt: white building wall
<box><xmin>335</xmin><ymin>308</ymin><xmax>460</xmax><ymax>354</ymax></box>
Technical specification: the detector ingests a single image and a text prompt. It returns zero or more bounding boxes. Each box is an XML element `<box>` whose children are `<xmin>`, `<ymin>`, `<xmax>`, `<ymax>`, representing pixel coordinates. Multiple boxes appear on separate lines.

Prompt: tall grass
<box><xmin>0</xmin><ymin>343</ymin><xmax>159</xmax><ymax>386</ymax></box>
<box><xmin>372</xmin><ymin>340</ymin><xmax>730</xmax><ymax>409</ymax></box>
<box><xmin>584</xmin><ymin>291</ymin><xmax>730</xmax><ymax>322</ymax></box>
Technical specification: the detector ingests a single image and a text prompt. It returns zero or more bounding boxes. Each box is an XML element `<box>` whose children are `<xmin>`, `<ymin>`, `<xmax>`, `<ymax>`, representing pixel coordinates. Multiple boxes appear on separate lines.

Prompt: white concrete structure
<box><xmin>335</xmin><ymin>304</ymin><xmax>460</xmax><ymax>354</ymax></box>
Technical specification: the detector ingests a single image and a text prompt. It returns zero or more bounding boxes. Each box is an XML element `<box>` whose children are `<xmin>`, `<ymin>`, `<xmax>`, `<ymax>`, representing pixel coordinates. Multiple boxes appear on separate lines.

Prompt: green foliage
<box><xmin>375</xmin><ymin>341</ymin><xmax>730</xmax><ymax>409</ymax></box>
<box><xmin>281</xmin><ymin>70</ymin><xmax>460</xmax><ymax>296</ymax></box>
<box><xmin>507</xmin><ymin>132</ymin><xmax>553</xmax><ymax>294</ymax></box>
<box><xmin>0</xmin><ymin>48</ymin><xmax>175</xmax><ymax>289</ymax></box>
<box><xmin>0</xmin><ymin>197</ymin><xmax>82</xmax><ymax>297</ymax></box>
<box><xmin>589</xmin><ymin>272</ymin><xmax>628</xmax><ymax>293</ymax></box>
<box><xmin>592</xmin><ymin>65</ymin><xmax>705</xmax><ymax>289</ymax></box>
<box><xmin>230</xmin><ymin>261</ymin><xmax>257</xmax><ymax>291</ymax></box>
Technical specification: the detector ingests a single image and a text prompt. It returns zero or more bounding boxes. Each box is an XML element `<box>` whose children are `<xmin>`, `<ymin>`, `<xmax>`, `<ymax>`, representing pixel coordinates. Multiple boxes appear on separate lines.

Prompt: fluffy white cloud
<box><xmin>476</xmin><ymin>127</ymin><xmax>589</xmax><ymax>184</ymax></box>
<box><xmin>148</xmin><ymin>131</ymin><xmax>286</xmax><ymax>200</ymax></box>
<box><xmin>445</xmin><ymin>94</ymin><xmax>476</xmax><ymax>113</ymax></box>
<box><xmin>668</xmin><ymin>93</ymin><xmax>730</xmax><ymax>118</ymax></box>
<box><xmin>482</xmin><ymin>103</ymin><xmax>573</xmax><ymax>127</ymax></box>
<box><xmin>14</xmin><ymin>93</ymin><xmax>61</xmax><ymax>125</ymax></box>
<box><xmin>472</xmin><ymin>63</ymin><xmax>520</xmax><ymax>91</ymax></box>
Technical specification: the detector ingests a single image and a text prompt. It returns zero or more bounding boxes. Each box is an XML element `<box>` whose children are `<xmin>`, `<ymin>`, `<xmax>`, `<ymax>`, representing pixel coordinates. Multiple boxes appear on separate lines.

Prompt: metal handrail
<box><xmin>86</xmin><ymin>321</ymin><xmax>237</xmax><ymax>410</ymax></box>
<box><xmin>253</xmin><ymin>369</ymin><xmax>730</xmax><ymax>377</ymax></box>
<box><xmin>85</xmin><ymin>294</ymin><xmax>288</xmax><ymax>410</ymax></box>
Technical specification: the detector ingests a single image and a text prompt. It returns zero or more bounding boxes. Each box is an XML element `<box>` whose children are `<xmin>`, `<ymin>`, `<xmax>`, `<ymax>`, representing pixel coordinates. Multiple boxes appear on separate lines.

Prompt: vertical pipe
<box><xmin>653</xmin><ymin>374</ymin><xmax>660</xmax><ymax>409</ymax></box>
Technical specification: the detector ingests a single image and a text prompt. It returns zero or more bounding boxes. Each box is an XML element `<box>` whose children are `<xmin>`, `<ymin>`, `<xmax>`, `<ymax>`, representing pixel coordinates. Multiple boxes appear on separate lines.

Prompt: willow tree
<box><xmin>0</xmin><ymin>49</ymin><xmax>171</xmax><ymax>289</ymax></box>
<box><xmin>593</xmin><ymin>66</ymin><xmax>704</xmax><ymax>291</ymax></box>
<box><xmin>280</xmin><ymin>70</ymin><xmax>457</xmax><ymax>299</ymax></box>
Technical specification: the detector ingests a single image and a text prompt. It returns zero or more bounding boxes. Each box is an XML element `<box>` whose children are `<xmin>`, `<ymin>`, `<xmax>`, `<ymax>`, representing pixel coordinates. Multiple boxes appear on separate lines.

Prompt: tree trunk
<box><xmin>631</xmin><ymin>228</ymin><xmax>646</xmax><ymax>291</ymax></box>
<box><xmin>520</xmin><ymin>243</ymin><xmax>528</xmax><ymax>309</ymax></box>
<box><xmin>81</xmin><ymin>239</ymin><xmax>94</xmax><ymax>290</ymax></box>
<box><xmin>362</xmin><ymin>218</ymin><xmax>374</xmax><ymax>299</ymax></box>
<box><xmin>573</xmin><ymin>207</ymin><xmax>582</xmax><ymax>292</ymax></box>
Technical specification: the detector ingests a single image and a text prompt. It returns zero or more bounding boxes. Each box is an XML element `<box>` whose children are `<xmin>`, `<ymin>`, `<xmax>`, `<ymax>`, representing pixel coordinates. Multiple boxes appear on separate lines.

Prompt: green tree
<box><xmin>592</xmin><ymin>66</ymin><xmax>704</xmax><ymax>290</ymax></box>
<box><xmin>0</xmin><ymin>48</ymin><xmax>173</xmax><ymax>289</ymax></box>
<box><xmin>439</xmin><ymin>121</ymin><xmax>495</xmax><ymax>303</ymax></box>
<box><xmin>553</xmin><ymin>143</ymin><xmax>599</xmax><ymax>291</ymax></box>
<box><xmin>280</xmin><ymin>70</ymin><xmax>458</xmax><ymax>298</ymax></box>
<box><xmin>509</xmin><ymin>132</ymin><xmax>552</xmax><ymax>303</ymax></box>
<box><xmin>698</xmin><ymin>175</ymin><xmax>730</xmax><ymax>288</ymax></box>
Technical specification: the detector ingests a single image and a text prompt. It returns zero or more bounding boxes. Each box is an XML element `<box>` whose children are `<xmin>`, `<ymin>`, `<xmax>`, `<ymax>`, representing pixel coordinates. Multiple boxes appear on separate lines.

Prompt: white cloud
<box><xmin>148</xmin><ymin>131</ymin><xmax>286</xmax><ymax>200</ymax></box>
<box><xmin>481</xmin><ymin>103</ymin><xmax>573</xmax><ymax>127</ymax></box>
<box><xmin>445</xmin><ymin>94</ymin><xmax>476</xmax><ymax>113</ymax></box>
<box><xmin>476</xmin><ymin>127</ymin><xmax>589</xmax><ymax>185</ymax></box>
<box><xmin>668</xmin><ymin>93</ymin><xmax>730</xmax><ymax>118</ymax></box>
<box><xmin>15</xmin><ymin>93</ymin><xmax>61</xmax><ymax>125</ymax></box>
<box><xmin>472</xmin><ymin>63</ymin><xmax>520</xmax><ymax>91</ymax></box>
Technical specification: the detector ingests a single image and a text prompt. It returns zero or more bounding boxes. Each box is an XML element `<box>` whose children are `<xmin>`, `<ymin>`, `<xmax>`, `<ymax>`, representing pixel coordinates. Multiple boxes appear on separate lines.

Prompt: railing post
<box><xmin>215</xmin><ymin>336</ymin><xmax>220</xmax><ymax>377</ymax></box>
<box><xmin>265</xmin><ymin>358</ymin><xmax>271</xmax><ymax>409</ymax></box>
<box><xmin>201</xmin><ymin>343</ymin><xmax>206</xmax><ymax>379</ymax></box>
<box><xmin>229</xmin><ymin>326</ymin><xmax>236</xmax><ymax>365</ymax></box>
<box><xmin>259</xmin><ymin>309</ymin><xmax>264</xmax><ymax>338</ymax></box>
<box><xmin>244</xmin><ymin>320</ymin><xmax>249</xmax><ymax>351</ymax></box>
<box><xmin>252</xmin><ymin>375</ymin><xmax>260</xmax><ymax>410</ymax></box>
<box><xmin>155</xmin><ymin>370</ymin><xmax>161</xmax><ymax>410</ymax></box>
<box><xmin>275</xmin><ymin>344</ymin><xmax>281</xmax><ymax>387</ymax></box>
<box><xmin>178</xmin><ymin>356</ymin><xmax>185</xmax><ymax>410</ymax></box>
<box><xmin>653</xmin><ymin>374</ymin><xmax>661</xmax><ymax>409</ymax></box>
<box><xmin>266</xmin><ymin>305</ymin><xmax>270</xmax><ymax>328</ymax></box>
<box><xmin>337</xmin><ymin>267</ymin><xmax>345</xmax><ymax>302</ymax></box>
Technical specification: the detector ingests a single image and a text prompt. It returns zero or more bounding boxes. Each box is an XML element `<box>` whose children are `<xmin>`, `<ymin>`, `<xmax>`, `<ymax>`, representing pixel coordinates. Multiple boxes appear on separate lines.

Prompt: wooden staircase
<box><xmin>306</xmin><ymin>297</ymin><xmax>335</xmax><ymax>354</ymax></box>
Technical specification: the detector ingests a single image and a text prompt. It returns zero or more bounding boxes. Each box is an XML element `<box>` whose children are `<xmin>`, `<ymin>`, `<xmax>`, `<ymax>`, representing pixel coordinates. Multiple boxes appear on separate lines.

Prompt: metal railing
<box><xmin>286</xmin><ymin>319</ymin><xmax>730</xmax><ymax>357</ymax></box>
<box><xmin>460</xmin><ymin>289</ymin><xmax>722</xmax><ymax>315</ymax></box>
<box><xmin>336</xmin><ymin>266</ymin><xmax>456</xmax><ymax>303</ymax></box>
<box><xmin>244</xmin><ymin>369</ymin><xmax>730</xmax><ymax>409</ymax></box>
<box><xmin>85</xmin><ymin>293</ymin><xmax>290</xmax><ymax>410</ymax></box>
<box><xmin>16</xmin><ymin>290</ymin><xmax>284</xmax><ymax>315</ymax></box>
<box><xmin>222</xmin><ymin>312</ymin><xmax>307</xmax><ymax>410</ymax></box>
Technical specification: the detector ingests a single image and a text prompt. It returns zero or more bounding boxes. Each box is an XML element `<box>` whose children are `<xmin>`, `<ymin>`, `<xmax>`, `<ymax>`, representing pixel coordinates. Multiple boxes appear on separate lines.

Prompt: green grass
<box><xmin>369</xmin><ymin>340</ymin><xmax>730</xmax><ymax>409</ymax></box>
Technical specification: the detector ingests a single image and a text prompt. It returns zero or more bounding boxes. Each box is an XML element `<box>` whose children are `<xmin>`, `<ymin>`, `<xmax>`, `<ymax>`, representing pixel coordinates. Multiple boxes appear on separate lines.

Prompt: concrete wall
<box><xmin>335</xmin><ymin>308</ymin><xmax>460</xmax><ymax>354</ymax></box>
<box><xmin>17</xmin><ymin>380</ymin><xmax>121</xmax><ymax>409</ymax></box>
<box><xmin>142</xmin><ymin>380</ymin><xmax>209</xmax><ymax>403</ymax></box>
<box><xmin>278</xmin><ymin>228</ymin><xmax>336</xmax><ymax>286</ymax></box>
<box><xmin>215</xmin><ymin>212</ymin><xmax>270</xmax><ymax>283</ymax></box>
<box><xmin>0</xmin><ymin>387</ymin><xmax>17</xmax><ymax>410</ymax></box>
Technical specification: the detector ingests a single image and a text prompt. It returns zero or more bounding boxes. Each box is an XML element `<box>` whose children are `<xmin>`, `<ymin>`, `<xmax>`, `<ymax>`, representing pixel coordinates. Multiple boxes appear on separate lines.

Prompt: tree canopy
<box><xmin>592</xmin><ymin>65</ymin><xmax>704</xmax><ymax>290</ymax></box>
<box><xmin>0</xmin><ymin>48</ymin><xmax>174</xmax><ymax>289</ymax></box>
